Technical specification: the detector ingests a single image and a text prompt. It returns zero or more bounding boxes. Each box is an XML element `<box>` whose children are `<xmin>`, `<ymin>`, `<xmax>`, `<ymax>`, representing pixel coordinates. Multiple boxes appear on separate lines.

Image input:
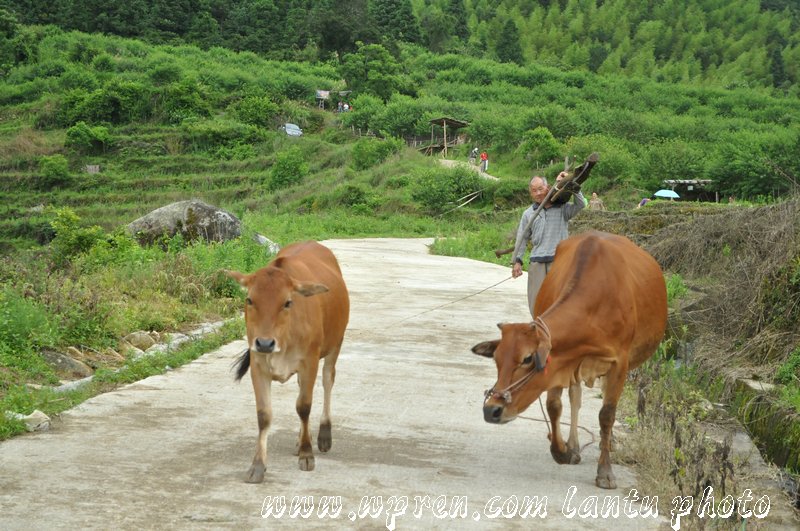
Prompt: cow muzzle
<box><xmin>254</xmin><ymin>337</ymin><xmax>277</xmax><ymax>353</ymax></box>
<box><xmin>483</xmin><ymin>403</ymin><xmax>504</xmax><ymax>423</ymax></box>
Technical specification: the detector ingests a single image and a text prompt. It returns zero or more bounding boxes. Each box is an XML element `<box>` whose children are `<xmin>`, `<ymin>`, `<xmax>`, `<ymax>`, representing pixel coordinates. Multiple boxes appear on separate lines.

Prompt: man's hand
<box><xmin>512</xmin><ymin>262</ymin><xmax>523</xmax><ymax>278</ymax></box>
<box><xmin>556</xmin><ymin>171</ymin><xmax>569</xmax><ymax>182</ymax></box>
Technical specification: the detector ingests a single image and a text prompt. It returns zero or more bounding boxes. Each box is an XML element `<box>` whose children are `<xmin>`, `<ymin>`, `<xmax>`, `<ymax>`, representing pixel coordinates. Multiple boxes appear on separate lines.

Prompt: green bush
<box><xmin>0</xmin><ymin>287</ymin><xmax>59</xmax><ymax>357</ymax></box>
<box><xmin>230</xmin><ymin>95</ymin><xmax>279</xmax><ymax>128</ymax></box>
<box><xmin>57</xmin><ymin>80</ymin><xmax>152</xmax><ymax>125</ymax></box>
<box><xmin>58</xmin><ymin>68</ymin><xmax>99</xmax><ymax>91</ymax></box>
<box><xmin>351</xmin><ymin>137</ymin><xmax>403</xmax><ymax>170</ymax></box>
<box><xmin>411</xmin><ymin>166</ymin><xmax>484</xmax><ymax>214</ymax></box>
<box><xmin>333</xmin><ymin>184</ymin><xmax>368</xmax><ymax>207</ymax></box>
<box><xmin>49</xmin><ymin>208</ymin><xmax>106</xmax><ymax>267</ymax></box>
<box><xmin>157</xmin><ymin>79</ymin><xmax>212</xmax><ymax>124</ymax></box>
<box><xmin>65</xmin><ymin>121</ymin><xmax>111</xmax><ymax>154</ymax></box>
<box><xmin>268</xmin><ymin>147</ymin><xmax>308</xmax><ymax>191</ymax></box>
<box><xmin>181</xmin><ymin>118</ymin><xmax>262</xmax><ymax>152</ymax></box>
<box><xmin>516</xmin><ymin>126</ymin><xmax>562</xmax><ymax>167</ymax></box>
<box><xmin>776</xmin><ymin>347</ymin><xmax>800</xmax><ymax>385</ymax></box>
<box><xmin>339</xmin><ymin>93</ymin><xmax>384</xmax><ymax>132</ymax></box>
<box><xmin>148</xmin><ymin>61</ymin><xmax>182</xmax><ymax>85</ymax></box>
<box><xmin>214</xmin><ymin>143</ymin><xmax>256</xmax><ymax>160</ymax></box>
<box><xmin>38</xmin><ymin>154</ymin><xmax>71</xmax><ymax>189</ymax></box>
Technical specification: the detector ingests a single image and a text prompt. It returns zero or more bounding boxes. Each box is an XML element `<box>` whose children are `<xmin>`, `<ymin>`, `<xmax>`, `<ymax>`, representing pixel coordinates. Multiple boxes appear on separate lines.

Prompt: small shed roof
<box><xmin>663</xmin><ymin>180</ymin><xmax>714</xmax><ymax>186</ymax></box>
<box><xmin>429</xmin><ymin>117</ymin><xmax>470</xmax><ymax>129</ymax></box>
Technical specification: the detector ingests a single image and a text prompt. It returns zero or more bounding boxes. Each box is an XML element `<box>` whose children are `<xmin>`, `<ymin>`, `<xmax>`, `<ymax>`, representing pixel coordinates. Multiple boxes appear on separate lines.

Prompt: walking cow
<box><xmin>472</xmin><ymin>231</ymin><xmax>667</xmax><ymax>489</ymax></box>
<box><xmin>226</xmin><ymin>241</ymin><xmax>349</xmax><ymax>483</ymax></box>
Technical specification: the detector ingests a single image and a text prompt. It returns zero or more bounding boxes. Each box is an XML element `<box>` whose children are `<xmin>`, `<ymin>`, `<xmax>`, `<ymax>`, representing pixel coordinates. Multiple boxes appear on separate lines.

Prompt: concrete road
<box><xmin>1</xmin><ymin>238</ymin><xmax>666</xmax><ymax>529</ymax></box>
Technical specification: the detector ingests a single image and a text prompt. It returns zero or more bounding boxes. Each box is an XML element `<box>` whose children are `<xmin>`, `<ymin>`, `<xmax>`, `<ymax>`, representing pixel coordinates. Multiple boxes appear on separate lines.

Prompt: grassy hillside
<box><xmin>1</xmin><ymin>28</ymin><xmax>799</xmax><ymax>252</ymax></box>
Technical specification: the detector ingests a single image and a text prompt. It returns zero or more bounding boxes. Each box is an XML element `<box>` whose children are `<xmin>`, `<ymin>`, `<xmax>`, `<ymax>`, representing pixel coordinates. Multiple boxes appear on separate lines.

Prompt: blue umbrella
<box><xmin>654</xmin><ymin>189</ymin><xmax>679</xmax><ymax>199</ymax></box>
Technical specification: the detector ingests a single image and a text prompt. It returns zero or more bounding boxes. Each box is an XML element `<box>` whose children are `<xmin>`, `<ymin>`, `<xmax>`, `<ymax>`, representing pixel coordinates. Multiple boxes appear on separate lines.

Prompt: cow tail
<box><xmin>232</xmin><ymin>348</ymin><xmax>251</xmax><ymax>381</ymax></box>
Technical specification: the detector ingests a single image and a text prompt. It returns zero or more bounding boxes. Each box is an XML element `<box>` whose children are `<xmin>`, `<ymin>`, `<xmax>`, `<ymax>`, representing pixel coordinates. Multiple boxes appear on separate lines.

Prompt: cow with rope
<box><xmin>471</xmin><ymin>231</ymin><xmax>667</xmax><ymax>489</ymax></box>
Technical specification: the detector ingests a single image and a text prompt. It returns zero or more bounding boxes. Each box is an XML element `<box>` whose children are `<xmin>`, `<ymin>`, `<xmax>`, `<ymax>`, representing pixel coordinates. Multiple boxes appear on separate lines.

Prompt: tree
<box><xmin>516</xmin><ymin>126</ymin><xmax>562</xmax><ymax>168</ymax></box>
<box><xmin>418</xmin><ymin>6</ymin><xmax>453</xmax><ymax>53</ymax></box>
<box><xmin>495</xmin><ymin>19</ymin><xmax>523</xmax><ymax>65</ymax></box>
<box><xmin>309</xmin><ymin>0</ymin><xmax>375</xmax><ymax>57</ymax></box>
<box><xmin>339</xmin><ymin>42</ymin><xmax>403</xmax><ymax>101</ymax></box>
<box><xmin>370</xmin><ymin>0</ymin><xmax>420</xmax><ymax>43</ymax></box>
<box><xmin>0</xmin><ymin>7</ymin><xmax>17</xmax><ymax>73</ymax></box>
<box><xmin>449</xmin><ymin>0</ymin><xmax>469</xmax><ymax>41</ymax></box>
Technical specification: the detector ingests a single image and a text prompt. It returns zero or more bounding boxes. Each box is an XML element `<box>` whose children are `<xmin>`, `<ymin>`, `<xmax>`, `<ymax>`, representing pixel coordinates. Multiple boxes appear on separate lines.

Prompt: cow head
<box><xmin>471</xmin><ymin>321</ymin><xmax>552</xmax><ymax>424</ymax></box>
<box><xmin>225</xmin><ymin>266</ymin><xmax>328</xmax><ymax>358</ymax></box>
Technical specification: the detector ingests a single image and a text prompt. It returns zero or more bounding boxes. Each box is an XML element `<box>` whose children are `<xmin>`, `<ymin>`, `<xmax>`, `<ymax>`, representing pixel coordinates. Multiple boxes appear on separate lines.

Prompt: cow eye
<box><xmin>522</xmin><ymin>355</ymin><xmax>534</xmax><ymax>365</ymax></box>
<box><xmin>245</xmin><ymin>297</ymin><xmax>253</xmax><ymax>305</ymax></box>
<box><xmin>284</xmin><ymin>299</ymin><xmax>293</xmax><ymax>309</ymax></box>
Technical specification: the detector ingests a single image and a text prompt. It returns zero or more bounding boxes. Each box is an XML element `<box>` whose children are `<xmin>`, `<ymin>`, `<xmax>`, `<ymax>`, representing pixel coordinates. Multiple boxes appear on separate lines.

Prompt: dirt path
<box><xmin>3</xmin><ymin>239</ymin><xmax>670</xmax><ymax>529</ymax></box>
<box><xmin>439</xmin><ymin>159</ymin><xmax>499</xmax><ymax>180</ymax></box>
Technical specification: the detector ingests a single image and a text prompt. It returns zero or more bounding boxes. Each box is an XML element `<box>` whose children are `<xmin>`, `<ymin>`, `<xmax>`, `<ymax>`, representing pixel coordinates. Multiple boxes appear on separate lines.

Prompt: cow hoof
<box><xmin>550</xmin><ymin>446</ymin><xmax>581</xmax><ymax>465</ymax></box>
<box><xmin>596</xmin><ymin>475</ymin><xmax>617</xmax><ymax>489</ymax></box>
<box><xmin>318</xmin><ymin>423</ymin><xmax>332</xmax><ymax>452</ymax></box>
<box><xmin>245</xmin><ymin>464</ymin><xmax>266</xmax><ymax>483</ymax></box>
<box><xmin>298</xmin><ymin>455</ymin><xmax>315</xmax><ymax>471</ymax></box>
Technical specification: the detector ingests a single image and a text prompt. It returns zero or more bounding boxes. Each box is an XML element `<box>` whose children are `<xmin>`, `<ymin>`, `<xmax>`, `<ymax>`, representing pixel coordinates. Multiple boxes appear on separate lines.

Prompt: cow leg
<box><xmin>546</xmin><ymin>387</ymin><xmax>580</xmax><ymax>464</ymax></box>
<box><xmin>566</xmin><ymin>382</ymin><xmax>582</xmax><ymax>463</ymax></box>
<box><xmin>295</xmin><ymin>357</ymin><xmax>319</xmax><ymax>471</ymax></box>
<box><xmin>246</xmin><ymin>363</ymin><xmax>271</xmax><ymax>483</ymax></box>
<box><xmin>596</xmin><ymin>363</ymin><xmax>627</xmax><ymax>489</ymax></box>
<box><xmin>318</xmin><ymin>352</ymin><xmax>338</xmax><ymax>453</ymax></box>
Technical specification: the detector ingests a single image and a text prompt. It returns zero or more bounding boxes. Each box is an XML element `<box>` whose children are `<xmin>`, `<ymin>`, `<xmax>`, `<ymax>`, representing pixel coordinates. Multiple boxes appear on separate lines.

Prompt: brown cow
<box><xmin>226</xmin><ymin>241</ymin><xmax>349</xmax><ymax>483</ymax></box>
<box><xmin>472</xmin><ymin>231</ymin><xmax>667</xmax><ymax>489</ymax></box>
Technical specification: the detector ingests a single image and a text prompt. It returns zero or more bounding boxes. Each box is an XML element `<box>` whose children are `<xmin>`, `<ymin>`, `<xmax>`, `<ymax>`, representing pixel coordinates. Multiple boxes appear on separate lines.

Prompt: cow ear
<box><xmin>224</xmin><ymin>269</ymin><xmax>248</xmax><ymax>287</ymax></box>
<box><xmin>472</xmin><ymin>340</ymin><xmax>499</xmax><ymax>358</ymax></box>
<box><xmin>295</xmin><ymin>282</ymin><xmax>329</xmax><ymax>297</ymax></box>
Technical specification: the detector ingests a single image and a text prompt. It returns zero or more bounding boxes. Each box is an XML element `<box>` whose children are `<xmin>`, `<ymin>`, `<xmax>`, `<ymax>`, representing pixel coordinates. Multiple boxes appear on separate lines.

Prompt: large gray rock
<box><xmin>40</xmin><ymin>349</ymin><xmax>94</xmax><ymax>378</ymax></box>
<box><xmin>127</xmin><ymin>200</ymin><xmax>241</xmax><ymax>245</ymax></box>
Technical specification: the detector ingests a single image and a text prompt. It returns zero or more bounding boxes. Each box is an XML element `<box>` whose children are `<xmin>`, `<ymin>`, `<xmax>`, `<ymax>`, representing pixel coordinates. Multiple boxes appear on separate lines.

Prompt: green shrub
<box><xmin>351</xmin><ymin>137</ymin><xmax>403</xmax><ymax>170</ymax></box>
<box><xmin>90</xmin><ymin>53</ymin><xmax>114</xmax><ymax>72</ymax></box>
<box><xmin>339</xmin><ymin>93</ymin><xmax>384</xmax><ymax>132</ymax></box>
<box><xmin>268</xmin><ymin>147</ymin><xmax>308</xmax><ymax>191</ymax></box>
<box><xmin>181</xmin><ymin>118</ymin><xmax>262</xmax><ymax>152</ymax></box>
<box><xmin>776</xmin><ymin>347</ymin><xmax>800</xmax><ymax>385</ymax></box>
<box><xmin>38</xmin><ymin>154</ymin><xmax>71</xmax><ymax>189</ymax></box>
<box><xmin>58</xmin><ymin>68</ymin><xmax>99</xmax><ymax>91</ymax></box>
<box><xmin>0</xmin><ymin>287</ymin><xmax>59</xmax><ymax>357</ymax></box>
<box><xmin>411</xmin><ymin>166</ymin><xmax>484</xmax><ymax>214</ymax></box>
<box><xmin>230</xmin><ymin>95</ymin><xmax>279</xmax><ymax>128</ymax></box>
<box><xmin>49</xmin><ymin>208</ymin><xmax>106</xmax><ymax>267</ymax></box>
<box><xmin>65</xmin><ymin>121</ymin><xmax>111</xmax><ymax>154</ymax></box>
<box><xmin>57</xmin><ymin>80</ymin><xmax>151</xmax><ymax>125</ymax></box>
<box><xmin>516</xmin><ymin>126</ymin><xmax>562</xmax><ymax>167</ymax></box>
<box><xmin>214</xmin><ymin>143</ymin><xmax>256</xmax><ymax>160</ymax></box>
<box><xmin>665</xmin><ymin>273</ymin><xmax>688</xmax><ymax>304</ymax></box>
<box><xmin>333</xmin><ymin>184</ymin><xmax>368</xmax><ymax>207</ymax></box>
<box><xmin>157</xmin><ymin>80</ymin><xmax>213</xmax><ymax>124</ymax></box>
<box><xmin>148</xmin><ymin>62</ymin><xmax>182</xmax><ymax>85</ymax></box>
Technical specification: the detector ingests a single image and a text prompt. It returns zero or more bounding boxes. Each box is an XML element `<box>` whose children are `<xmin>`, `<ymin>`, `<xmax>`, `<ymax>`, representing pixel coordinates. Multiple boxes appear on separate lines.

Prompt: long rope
<box><xmin>345</xmin><ymin>275</ymin><xmax>514</xmax><ymax>338</ymax></box>
<box><xmin>520</xmin><ymin>408</ymin><xmax>597</xmax><ymax>453</ymax></box>
<box><xmin>391</xmin><ymin>275</ymin><xmax>513</xmax><ymax>326</ymax></box>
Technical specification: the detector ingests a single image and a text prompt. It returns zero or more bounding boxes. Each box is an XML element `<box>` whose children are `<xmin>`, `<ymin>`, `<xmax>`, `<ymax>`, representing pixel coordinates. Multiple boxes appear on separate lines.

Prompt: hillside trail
<box><xmin>439</xmin><ymin>158</ymin><xmax>499</xmax><ymax>180</ymax></box>
<box><xmin>2</xmin><ymin>238</ymin><xmax>792</xmax><ymax>529</ymax></box>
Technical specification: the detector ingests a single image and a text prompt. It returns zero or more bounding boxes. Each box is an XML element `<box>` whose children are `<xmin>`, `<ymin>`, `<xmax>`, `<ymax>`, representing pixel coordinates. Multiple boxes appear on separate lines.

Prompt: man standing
<box><xmin>588</xmin><ymin>192</ymin><xmax>606</xmax><ymax>211</ymax></box>
<box><xmin>480</xmin><ymin>151</ymin><xmax>488</xmax><ymax>172</ymax></box>
<box><xmin>512</xmin><ymin>172</ymin><xmax>586</xmax><ymax>318</ymax></box>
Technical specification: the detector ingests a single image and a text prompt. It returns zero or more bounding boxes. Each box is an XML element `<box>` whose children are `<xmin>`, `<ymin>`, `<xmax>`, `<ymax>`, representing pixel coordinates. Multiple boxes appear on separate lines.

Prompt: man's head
<box><xmin>529</xmin><ymin>176</ymin><xmax>549</xmax><ymax>205</ymax></box>
<box><xmin>592</xmin><ymin>192</ymin><xmax>598</xmax><ymax>199</ymax></box>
